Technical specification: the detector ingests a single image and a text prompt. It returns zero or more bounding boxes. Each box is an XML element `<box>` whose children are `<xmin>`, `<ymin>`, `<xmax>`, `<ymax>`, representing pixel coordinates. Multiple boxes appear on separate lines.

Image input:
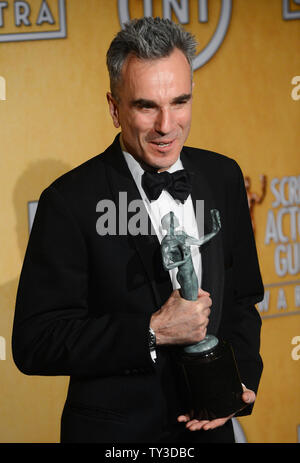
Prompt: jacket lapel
<box><xmin>102</xmin><ymin>135</ymin><xmax>173</xmax><ymax>310</ymax></box>
<box><xmin>181</xmin><ymin>148</ymin><xmax>224</xmax><ymax>335</ymax></box>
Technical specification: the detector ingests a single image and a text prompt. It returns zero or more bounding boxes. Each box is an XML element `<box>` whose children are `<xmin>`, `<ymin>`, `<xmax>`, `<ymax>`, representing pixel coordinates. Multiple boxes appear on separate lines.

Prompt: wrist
<box><xmin>150</xmin><ymin>311</ymin><xmax>162</xmax><ymax>346</ymax></box>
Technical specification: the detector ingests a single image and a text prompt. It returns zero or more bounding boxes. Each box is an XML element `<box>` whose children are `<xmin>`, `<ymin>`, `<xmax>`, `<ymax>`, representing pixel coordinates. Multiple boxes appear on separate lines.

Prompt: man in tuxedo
<box><xmin>12</xmin><ymin>17</ymin><xmax>264</xmax><ymax>443</ymax></box>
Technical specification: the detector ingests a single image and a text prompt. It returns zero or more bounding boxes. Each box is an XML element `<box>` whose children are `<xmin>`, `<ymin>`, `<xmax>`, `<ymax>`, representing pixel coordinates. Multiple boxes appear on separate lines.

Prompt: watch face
<box><xmin>149</xmin><ymin>328</ymin><xmax>156</xmax><ymax>348</ymax></box>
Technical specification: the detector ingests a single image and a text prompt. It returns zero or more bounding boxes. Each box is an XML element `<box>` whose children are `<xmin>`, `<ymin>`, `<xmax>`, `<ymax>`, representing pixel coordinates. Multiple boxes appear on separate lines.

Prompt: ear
<box><xmin>106</xmin><ymin>92</ymin><xmax>120</xmax><ymax>128</ymax></box>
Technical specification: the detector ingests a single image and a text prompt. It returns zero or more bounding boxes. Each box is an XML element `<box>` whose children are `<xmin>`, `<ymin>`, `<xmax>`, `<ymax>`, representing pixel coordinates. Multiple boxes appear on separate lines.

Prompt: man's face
<box><xmin>107</xmin><ymin>48</ymin><xmax>193</xmax><ymax>172</ymax></box>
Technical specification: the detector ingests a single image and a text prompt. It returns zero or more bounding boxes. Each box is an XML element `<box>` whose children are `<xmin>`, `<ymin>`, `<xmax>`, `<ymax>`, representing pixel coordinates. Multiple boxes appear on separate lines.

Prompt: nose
<box><xmin>155</xmin><ymin>107</ymin><xmax>174</xmax><ymax>135</ymax></box>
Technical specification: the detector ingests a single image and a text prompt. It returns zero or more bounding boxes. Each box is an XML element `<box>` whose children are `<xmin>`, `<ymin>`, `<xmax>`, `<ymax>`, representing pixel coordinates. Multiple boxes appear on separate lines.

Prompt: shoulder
<box><xmin>182</xmin><ymin>145</ymin><xmax>238</xmax><ymax>169</ymax></box>
<box><xmin>182</xmin><ymin>145</ymin><xmax>243</xmax><ymax>184</ymax></box>
<box><xmin>49</xmin><ymin>150</ymin><xmax>107</xmax><ymax>194</ymax></box>
<box><xmin>35</xmin><ymin>138</ymin><xmax>121</xmax><ymax>223</ymax></box>
<box><xmin>41</xmin><ymin>138</ymin><xmax>119</xmax><ymax>201</ymax></box>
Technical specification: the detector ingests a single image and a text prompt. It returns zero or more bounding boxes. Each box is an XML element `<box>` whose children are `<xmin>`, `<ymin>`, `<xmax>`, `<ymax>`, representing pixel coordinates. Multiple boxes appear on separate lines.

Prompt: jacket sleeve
<box><xmin>219</xmin><ymin>160</ymin><xmax>264</xmax><ymax>416</ymax></box>
<box><xmin>12</xmin><ymin>185</ymin><xmax>154</xmax><ymax>378</ymax></box>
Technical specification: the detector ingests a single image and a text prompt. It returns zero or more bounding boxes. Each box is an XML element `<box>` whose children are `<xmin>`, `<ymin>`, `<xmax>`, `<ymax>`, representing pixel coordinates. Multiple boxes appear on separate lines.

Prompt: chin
<box><xmin>146</xmin><ymin>158</ymin><xmax>174</xmax><ymax>172</ymax></box>
<box><xmin>147</xmin><ymin>151</ymin><xmax>180</xmax><ymax>171</ymax></box>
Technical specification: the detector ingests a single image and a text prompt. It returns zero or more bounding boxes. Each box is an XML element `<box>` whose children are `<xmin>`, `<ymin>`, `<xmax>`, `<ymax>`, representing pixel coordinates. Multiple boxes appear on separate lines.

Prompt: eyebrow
<box><xmin>172</xmin><ymin>93</ymin><xmax>192</xmax><ymax>104</ymax></box>
<box><xmin>131</xmin><ymin>93</ymin><xmax>192</xmax><ymax>108</ymax></box>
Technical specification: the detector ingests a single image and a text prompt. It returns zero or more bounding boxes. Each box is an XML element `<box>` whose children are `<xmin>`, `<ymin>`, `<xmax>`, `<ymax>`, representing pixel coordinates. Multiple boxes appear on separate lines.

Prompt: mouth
<box><xmin>149</xmin><ymin>139</ymin><xmax>175</xmax><ymax>152</ymax></box>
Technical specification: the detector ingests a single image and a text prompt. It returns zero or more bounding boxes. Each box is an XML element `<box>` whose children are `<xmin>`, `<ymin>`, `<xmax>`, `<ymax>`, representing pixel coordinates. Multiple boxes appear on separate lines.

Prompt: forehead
<box><xmin>119</xmin><ymin>48</ymin><xmax>192</xmax><ymax>99</ymax></box>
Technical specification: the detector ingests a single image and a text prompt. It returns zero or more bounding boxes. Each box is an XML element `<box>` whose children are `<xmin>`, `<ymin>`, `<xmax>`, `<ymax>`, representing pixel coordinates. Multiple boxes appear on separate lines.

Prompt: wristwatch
<box><xmin>148</xmin><ymin>327</ymin><xmax>156</xmax><ymax>350</ymax></box>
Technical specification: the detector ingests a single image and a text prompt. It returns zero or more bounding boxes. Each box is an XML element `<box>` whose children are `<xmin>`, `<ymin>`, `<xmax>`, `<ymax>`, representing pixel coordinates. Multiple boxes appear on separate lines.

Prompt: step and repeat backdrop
<box><xmin>0</xmin><ymin>0</ymin><xmax>299</xmax><ymax>443</ymax></box>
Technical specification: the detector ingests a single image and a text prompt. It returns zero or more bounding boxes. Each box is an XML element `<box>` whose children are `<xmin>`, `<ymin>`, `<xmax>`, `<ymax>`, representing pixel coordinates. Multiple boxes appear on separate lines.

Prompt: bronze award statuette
<box><xmin>161</xmin><ymin>209</ymin><xmax>245</xmax><ymax>420</ymax></box>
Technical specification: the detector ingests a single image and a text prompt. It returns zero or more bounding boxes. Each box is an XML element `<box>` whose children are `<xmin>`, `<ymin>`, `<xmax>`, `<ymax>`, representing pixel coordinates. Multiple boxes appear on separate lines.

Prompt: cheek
<box><xmin>173</xmin><ymin>106</ymin><xmax>192</xmax><ymax>125</ymax></box>
<box><xmin>131</xmin><ymin>117</ymin><xmax>156</xmax><ymax>140</ymax></box>
<box><xmin>179</xmin><ymin>112</ymin><xmax>192</xmax><ymax>132</ymax></box>
<box><xmin>123</xmin><ymin>112</ymin><xmax>153</xmax><ymax>133</ymax></box>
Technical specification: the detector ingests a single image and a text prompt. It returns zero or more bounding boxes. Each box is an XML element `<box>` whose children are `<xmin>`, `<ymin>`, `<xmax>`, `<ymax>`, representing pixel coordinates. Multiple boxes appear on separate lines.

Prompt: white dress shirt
<box><xmin>122</xmin><ymin>148</ymin><xmax>202</xmax><ymax>361</ymax></box>
<box><xmin>123</xmin><ymin>150</ymin><xmax>202</xmax><ymax>287</ymax></box>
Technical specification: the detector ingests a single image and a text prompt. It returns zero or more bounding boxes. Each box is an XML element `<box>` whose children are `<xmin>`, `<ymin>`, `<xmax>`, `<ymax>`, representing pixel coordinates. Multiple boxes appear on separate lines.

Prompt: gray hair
<box><xmin>106</xmin><ymin>17</ymin><xmax>197</xmax><ymax>98</ymax></box>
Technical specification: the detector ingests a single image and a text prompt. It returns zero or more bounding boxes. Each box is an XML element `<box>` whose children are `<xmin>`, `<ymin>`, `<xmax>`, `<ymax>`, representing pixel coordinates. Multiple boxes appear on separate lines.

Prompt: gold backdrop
<box><xmin>0</xmin><ymin>0</ymin><xmax>299</xmax><ymax>443</ymax></box>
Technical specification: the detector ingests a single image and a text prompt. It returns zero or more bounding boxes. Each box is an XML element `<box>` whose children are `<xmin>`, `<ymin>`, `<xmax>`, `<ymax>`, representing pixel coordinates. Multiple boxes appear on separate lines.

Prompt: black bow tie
<box><xmin>142</xmin><ymin>169</ymin><xmax>192</xmax><ymax>203</ymax></box>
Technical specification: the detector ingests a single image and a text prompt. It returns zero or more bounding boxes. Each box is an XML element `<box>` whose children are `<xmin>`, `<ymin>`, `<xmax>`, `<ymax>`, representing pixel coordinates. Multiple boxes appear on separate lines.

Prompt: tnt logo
<box><xmin>118</xmin><ymin>0</ymin><xmax>233</xmax><ymax>70</ymax></box>
<box><xmin>0</xmin><ymin>0</ymin><xmax>67</xmax><ymax>43</ymax></box>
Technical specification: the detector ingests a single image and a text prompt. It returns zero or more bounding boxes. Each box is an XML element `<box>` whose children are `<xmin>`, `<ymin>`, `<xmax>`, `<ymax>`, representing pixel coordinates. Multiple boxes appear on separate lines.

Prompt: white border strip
<box><xmin>0</xmin><ymin>0</ymin><xmax>67</xmax><ymax>43</ymax></box>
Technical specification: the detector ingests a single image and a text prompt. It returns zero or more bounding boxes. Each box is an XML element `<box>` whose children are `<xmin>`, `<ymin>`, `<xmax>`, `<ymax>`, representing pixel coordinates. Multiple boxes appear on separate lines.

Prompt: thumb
<box><xmin>242</xmin><ymin>389</ymin><xmax>256</xmax><ymax>404</ymax></box>
<box><xmin>198</xmin><ymin>288</ymin><xmax>210</xmax><ymax>297</ymax></box>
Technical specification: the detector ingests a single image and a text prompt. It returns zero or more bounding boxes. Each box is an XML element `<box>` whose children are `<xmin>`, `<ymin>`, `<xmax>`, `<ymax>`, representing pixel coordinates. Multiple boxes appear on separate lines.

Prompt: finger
<box><xmin>177</xmin><ymin>414</ymin><xmax>190</xmax><ymax>422</ymax></box>
<box><xmin>201</xmin><ymin>318</ymin><xmax>210</xmax><ymax>330</ymax></box>
<box><xmin>200</xmin><ymin>296</ymin><xmax>212</xmax><ymax>310</ymax></box>
<box><xmin>186</xmin><ymin>419</ymin><xmax>209</xmax><ymax>428</ymax></box>
<box><xmin>203</xmin><ymin>419</ymin><xmax>226</xmax><ymax>430</ymax></box>
<box><xmin>202</xmin><ymin>415</ymin><xmax>234</xmax><ymax>430</ymax></box>
<box><xmin>186</xmin><ymin>420</ymin><xmax>210</xmax><ymax>431</ymax></box>
<box><xmin>202</xmin><ymin>307</ymin><xmax>211</xmax><ymax>317</ymax></box>
<box><xmin>198</xmin><ymin>288</ymin><xmax>210</xmax><ymax>297</ymax></box>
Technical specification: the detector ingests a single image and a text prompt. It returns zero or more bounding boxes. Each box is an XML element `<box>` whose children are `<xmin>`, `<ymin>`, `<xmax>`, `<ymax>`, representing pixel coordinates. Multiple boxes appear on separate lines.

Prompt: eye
<box><xmin>139</xmin><ymin>104</ymin><xmax>157</xmax><ymax>112</ymax></box>
<box><xmin>133</xmin><ymin>100</ymin><xmax>157</xmax><ymax>111</ymax></box>
<box><xmin>174</xmin><ymin>99</ymin><xmax>189</xmax><ymax>106</ymax></box>
<box><xmin>141</xmin><ymin>105</ymin><xmax>154</xmax><ymax>110</ymax></box>
<box><xmin>172</xmin><ymin>95</ymin><xmax>191</xmax><ymax>107</ymax></box>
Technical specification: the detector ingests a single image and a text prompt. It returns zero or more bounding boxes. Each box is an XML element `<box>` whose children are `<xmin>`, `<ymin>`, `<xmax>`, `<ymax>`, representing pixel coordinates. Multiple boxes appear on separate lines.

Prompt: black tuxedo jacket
<box><xmin>12</xmin><ymin>135</ymin><xmax>264</xmax><ymax>443</ymax></box>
